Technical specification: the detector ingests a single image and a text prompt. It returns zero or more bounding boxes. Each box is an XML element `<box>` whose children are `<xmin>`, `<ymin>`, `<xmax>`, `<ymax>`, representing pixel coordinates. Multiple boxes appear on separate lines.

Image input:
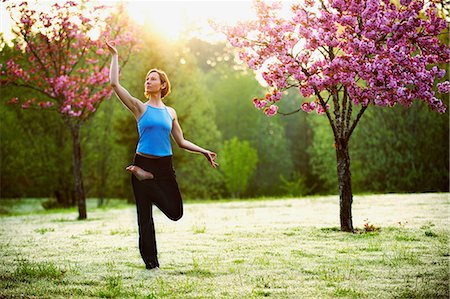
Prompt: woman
<box><xmin>106</xmin><ymin>41</ymin><xmax>219</xmax><ymax>271</ymax></box>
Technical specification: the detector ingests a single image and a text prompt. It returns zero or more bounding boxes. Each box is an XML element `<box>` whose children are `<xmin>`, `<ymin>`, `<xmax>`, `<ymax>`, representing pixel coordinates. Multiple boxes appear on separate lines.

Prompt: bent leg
<box><xmin>142</xmin><ymin>177</ymin><xmax>183</xmax><ymax>221</ymax></box>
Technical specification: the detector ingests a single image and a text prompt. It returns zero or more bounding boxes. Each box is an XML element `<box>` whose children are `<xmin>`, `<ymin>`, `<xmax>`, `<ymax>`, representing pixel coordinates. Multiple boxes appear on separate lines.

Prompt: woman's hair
<box><xmin>144</xmin><ymin>68</ymin><xmax>171</xmax><ymax>99</ymax></box>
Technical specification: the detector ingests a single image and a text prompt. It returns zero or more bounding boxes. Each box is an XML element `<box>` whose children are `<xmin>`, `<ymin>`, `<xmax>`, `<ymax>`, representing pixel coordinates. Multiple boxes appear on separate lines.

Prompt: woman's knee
<box><xmin>168</xmin><ymin>209</ymin><xmax>183</xmax><ymax>221</ymax></box>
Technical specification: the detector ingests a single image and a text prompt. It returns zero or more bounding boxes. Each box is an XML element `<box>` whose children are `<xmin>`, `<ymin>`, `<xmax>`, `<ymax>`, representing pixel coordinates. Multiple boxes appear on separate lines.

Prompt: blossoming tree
<box><xmin>2</xmin><ymin>1</ymin><xmax>138</xmax><ymax>219</ymax></box>
<box><xmin>219</xmin><ymin>0</ymin><xmax>449</xmax><ymax>231</ymax></box>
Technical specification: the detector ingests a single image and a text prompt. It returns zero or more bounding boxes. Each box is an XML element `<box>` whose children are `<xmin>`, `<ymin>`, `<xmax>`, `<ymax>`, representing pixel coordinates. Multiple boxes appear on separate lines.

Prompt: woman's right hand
<box><xmin>105</xmin><ymin>40</ymin><xmax>118</xmax><ymax>55</ymax></box>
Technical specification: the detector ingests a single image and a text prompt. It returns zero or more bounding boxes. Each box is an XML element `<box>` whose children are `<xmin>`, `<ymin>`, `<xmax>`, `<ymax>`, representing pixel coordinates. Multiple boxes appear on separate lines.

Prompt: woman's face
<box><xmin>145</xmin><ymin>72</ymin><xmax>164</xmax><ymax>95</ymax></box>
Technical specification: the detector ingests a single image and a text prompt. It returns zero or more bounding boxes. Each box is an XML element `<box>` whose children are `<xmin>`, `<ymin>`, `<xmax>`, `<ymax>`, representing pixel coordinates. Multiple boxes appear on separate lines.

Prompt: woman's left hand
<box><xmin>203</xmin><ymin>151</ymin><xmax>219</xmax><ymax>168</ymax></box>
<box><xmin>105</xmin><ymin>40</ymin><xmax>118</xmax><ymax>55</ymax></box>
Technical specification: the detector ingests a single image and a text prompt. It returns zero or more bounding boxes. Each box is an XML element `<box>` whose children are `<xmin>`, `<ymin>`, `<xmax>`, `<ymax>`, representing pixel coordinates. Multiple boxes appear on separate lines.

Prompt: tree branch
<box><xmin>278</xmin><ymin>108</ymin><xmax>302</xmax><ymax>116</ymax></box>
<box><xmin>300</xmin><ymin>65</ymin><xmax>337</xmax><ymax>137</ymax></box>
<box><xmin>314</xmin><ymin>86</ymin><xmax>338</xmax><ymax>138</ymax></box>
<box><xmin>319</xmin><ymin>0</ymin><xmax>330</xmax><ymax>13</ymax></box>
<box><xmin>285</xmin><ymin>83</ymin><xmax>300</xmax><ymax>89</ymax></box>
<box><xmin>341</xmin><ymin>86</ymin><xmax>348</xmax><ymax>136</ymax></box>
<box><xmin>328</xmin><ymin>46</ymin><xmax>335</xmax><ymax>61</ymax></box>
<box><xmin>332</xmin><ymin>86</ymin><xmax>341</xmax><ymax>137</ymax></box>
<box><xmin>346</xmin><ymin>96</ymin><xmax>353</xmax><ymax>131</ymax></box>
<box><xmin>43</xmin><ymin>33</ymin><xmax>59</xmax><ymax>75</ymax></box>
<box><xmin>325</xmin><ymin>92</ymin><xmax>332</xmax><ymax>105</ymax></box>
<box><xmin>317</xmin><ymin>46</ymin><xmax>329</xmax><ymax>60</ymax></box>
<box><xmin>346</xmin><ymin>104</ymin><xmax>368</xmax><ymax>141</ymax></box>
<box><xmin>7</xmin><ymin>82</ymin><xmax>58</xmax><ymax>101</ymax></box>
<box><xmin>22</xmin><ymin>34</ymin><xmax>51</xmax><ymax>79</ymax></box>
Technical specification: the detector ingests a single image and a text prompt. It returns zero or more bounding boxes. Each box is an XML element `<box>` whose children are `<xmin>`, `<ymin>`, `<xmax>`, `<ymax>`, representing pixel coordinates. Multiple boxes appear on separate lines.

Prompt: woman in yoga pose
<box><xmin>106</xmin><ymin>41</ymin><xmax>218</xmax><ymax>271</ymax></box>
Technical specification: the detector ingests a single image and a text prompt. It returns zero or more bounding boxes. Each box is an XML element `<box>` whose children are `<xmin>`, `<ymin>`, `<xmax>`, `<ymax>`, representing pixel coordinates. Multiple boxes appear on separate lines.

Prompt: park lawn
<box><xmin>0</xmin><ymin>193</ymin><xmax>448</xmax><ymax>298</ymax></box>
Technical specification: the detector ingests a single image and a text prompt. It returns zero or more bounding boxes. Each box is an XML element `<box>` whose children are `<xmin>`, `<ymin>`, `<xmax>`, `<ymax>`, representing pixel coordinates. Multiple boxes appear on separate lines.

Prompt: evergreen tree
<box><xmin>220</xmin><ymin>137</ymin><xmax>258</xmax><ymax>198</ymax></box>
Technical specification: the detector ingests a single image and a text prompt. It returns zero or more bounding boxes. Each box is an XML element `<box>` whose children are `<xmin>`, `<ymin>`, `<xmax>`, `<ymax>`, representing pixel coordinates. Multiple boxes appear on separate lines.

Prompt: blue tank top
<box><xmin>136</xmin><ymin>105</ymin><xmax>173</xmax><ymax>156</ymax></box>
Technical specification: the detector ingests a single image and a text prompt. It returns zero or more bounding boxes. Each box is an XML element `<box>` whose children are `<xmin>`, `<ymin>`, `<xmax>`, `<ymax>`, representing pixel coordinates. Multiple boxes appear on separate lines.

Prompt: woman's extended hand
<box><xmin>105</xmin><ymin>40</ymin><xmax>118</xmax><ymax>55</ymax></box>
<box><xmin>203</xmin><ymin>151</ymin><xmax>219</xmax><ymax>168</ymax></box>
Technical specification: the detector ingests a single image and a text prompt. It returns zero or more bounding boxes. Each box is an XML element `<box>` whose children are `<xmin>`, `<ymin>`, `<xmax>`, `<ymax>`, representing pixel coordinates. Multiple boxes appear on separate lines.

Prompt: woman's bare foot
<box><xmin>126</xmin><ymin>165</ymin><xmax>154</xmax><ymax>181</ymax></box>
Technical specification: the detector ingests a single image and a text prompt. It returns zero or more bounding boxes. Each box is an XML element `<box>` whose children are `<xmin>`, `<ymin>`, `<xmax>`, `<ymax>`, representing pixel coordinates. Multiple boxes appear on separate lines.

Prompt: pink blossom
<box><xmin>400</xmin><ymin>0</ymin><xmax>412</xmax><ymax>6</ymax></box>
<box><xmin>7</xmin><ymin>97</ymin><xmax>19</xmax><ymax>105</ymax></box>
<box><xmin>38</xmin><ymin>101</ymin><xmax>54</xmax><ymax>108</ymax></box>
<box><xmin>301</xmin><ymin>101</ymin><xmax>317</xmax><ymax>113</ymax></box>
<box><xmin>61</xmin><ymin>104</ymin><xmax>71</xmax><ymax>114</ymax></box>
<box><xmin>437</xmin><ymin>81</ymin><xmax>450</xmax><ymax>94</ymax></box>
<box><xmin>397</xmin><ymin>87</ymin><xmax>408</xmax><ymax>97</ymax></box>
<box><xmin>264</xmin><ymin>104</ymin><xmax>278</xmax><ymax>117</ymax></box>
<box><xmin>265</xmin><ymin>90</ymin><xmax>282</xmax><ymax>103</ymax></box>
<box><xmin>2</xmin><ymin>0</ymin><xmax>139</xmax><ymax>119</ymax></box>
<box><xmin>21</xmin><ymin>100</ymin><xmax>32</xmax><ymax>109</ymax></box>
<box><xmin>316</xmin><ymin>103</ymin><xmax>330</xmax><ymax>115</ymax></box>
<box><xmin>253</xmin><ymin>97</ymin><xmax>268</xmax><ymax>110</ymax></box>
<box><xmin>68</xmin><ymin>110</ymin><xmax>82</xmax><ymax>117</ymax></box>
<box><xmin>299</xmin><ymin>86</ymin><xmax>314</xmax><ymax>98</ymax></box>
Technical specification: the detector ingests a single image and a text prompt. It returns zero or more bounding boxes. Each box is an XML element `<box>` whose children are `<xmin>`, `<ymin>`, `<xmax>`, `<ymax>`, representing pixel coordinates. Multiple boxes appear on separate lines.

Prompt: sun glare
<box><xmin>1</xmin><ymin>1</ymin><xmax>299</xmax><ymax>43</ymax></box>
<box><xmin>1</xmin><ymin>0</ymin><xmax>114</xmax><ymax>43</ymax></box>
<box><xmin>125</xmin><ymin>1</ymin><xmax>259</xmax><ymax>42</ymax></box>
<box><xmin>128</xmin><ymin>1</ymin><xmax>298</xmax><ymax>43</ymax></box>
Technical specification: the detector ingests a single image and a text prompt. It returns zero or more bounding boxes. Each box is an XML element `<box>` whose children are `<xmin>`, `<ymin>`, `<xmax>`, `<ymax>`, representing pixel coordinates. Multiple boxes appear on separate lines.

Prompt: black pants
<box><xmin>131</xmin><ymin>154</ymin><xmax>183</xmax><ymax>269</ymax></box>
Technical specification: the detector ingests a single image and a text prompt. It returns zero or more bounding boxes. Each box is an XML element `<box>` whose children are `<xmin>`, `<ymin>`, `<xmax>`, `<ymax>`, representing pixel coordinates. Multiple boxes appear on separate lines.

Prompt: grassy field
<box><xmin>0</xmin><ymin>193</ymin><xmax>448</xmax><ymax>298</ymax></box>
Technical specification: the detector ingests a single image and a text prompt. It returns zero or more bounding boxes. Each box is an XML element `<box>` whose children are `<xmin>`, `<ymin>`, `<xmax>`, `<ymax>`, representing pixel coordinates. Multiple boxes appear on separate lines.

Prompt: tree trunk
<box><xmin>71</xmin><ymin>125</ymin><xmax>87</xmax><ymax>219</ymax></box>
<box><xmin>335</xmin><ymin>139</ymin><xmax>353</xmax><ymax>232</ymax></box>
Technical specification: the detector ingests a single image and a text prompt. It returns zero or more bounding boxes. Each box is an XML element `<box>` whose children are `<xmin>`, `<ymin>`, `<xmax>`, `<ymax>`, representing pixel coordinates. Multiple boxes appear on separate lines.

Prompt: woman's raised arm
<box><xmin>106</xmin><ymin>41</ymin><xmax>144</xmax><ymax>120</ymax></box>
<box><xmin>168</xmin><ymin>107</ymin><xmax>219</xmax><ymax>168</ymax></box>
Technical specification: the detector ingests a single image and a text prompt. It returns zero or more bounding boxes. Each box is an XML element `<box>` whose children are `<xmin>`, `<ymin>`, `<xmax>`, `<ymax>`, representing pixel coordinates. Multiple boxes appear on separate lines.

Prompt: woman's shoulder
<box><xmin>165</xmin><ymin>105</ymin><xmax>177</xmax><ymax>120</ymax></box>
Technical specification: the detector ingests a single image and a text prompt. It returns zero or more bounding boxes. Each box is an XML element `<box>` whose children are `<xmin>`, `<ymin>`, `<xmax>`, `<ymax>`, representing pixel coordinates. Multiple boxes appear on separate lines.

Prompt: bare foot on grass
<box><xmin>126</xmin><ymin>165</ymin><xmax>154</xmax><ymax>181</ymax></box>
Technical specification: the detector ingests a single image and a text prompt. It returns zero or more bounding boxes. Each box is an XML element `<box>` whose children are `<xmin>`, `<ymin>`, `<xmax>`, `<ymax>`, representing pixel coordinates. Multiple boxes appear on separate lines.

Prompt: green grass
<box><xmin>0</xmin><ymin>198</ymin><xmax>132</xmax><ymax>216</ymax></box>
<box><xmin>0</xmin><ymin>193</ymin><xmax>448</xmax><ymax>298</ymax></box>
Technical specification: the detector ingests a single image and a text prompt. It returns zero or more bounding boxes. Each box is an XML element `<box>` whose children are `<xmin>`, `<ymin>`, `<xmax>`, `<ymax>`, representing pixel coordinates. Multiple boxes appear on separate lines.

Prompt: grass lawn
<box><xmin>0</xmin><ymin>193</ymin><xmax>448</xmax><ymax>298</ymax></box>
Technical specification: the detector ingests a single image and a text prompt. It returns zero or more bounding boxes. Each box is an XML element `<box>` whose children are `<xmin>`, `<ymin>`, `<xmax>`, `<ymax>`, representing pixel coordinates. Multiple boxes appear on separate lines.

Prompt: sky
<box><xmin>0</xmin><ymin>0</ymin><xmax>265</xmax><ymax>43</ymax></box>
<box><xmin>125</xmin><ymin>1</ymin><xmax>258</xmax><ymax>42</ymax></box>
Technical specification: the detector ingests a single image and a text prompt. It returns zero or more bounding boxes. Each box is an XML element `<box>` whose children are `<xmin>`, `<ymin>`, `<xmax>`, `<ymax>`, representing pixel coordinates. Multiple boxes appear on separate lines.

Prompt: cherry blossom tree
<box><xmin>1</xmin><ymin>1</ymin><xmax>138</xmax><ymax>219</ymax></box>
<box><xmin>218</xmin><ymin>0</ymin><xmax>449</xmax><ymax>231</ymax></box>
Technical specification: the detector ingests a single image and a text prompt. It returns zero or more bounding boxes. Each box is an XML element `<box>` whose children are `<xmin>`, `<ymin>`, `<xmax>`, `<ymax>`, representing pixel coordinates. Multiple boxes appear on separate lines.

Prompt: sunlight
<box><xmin>1</xmin><ymin>1</ymin><xmax>299</xmax><ymax>43</ymax></box>
<box><xmin>0</xmin><ymin>0</ymin><xmax>112</xmax><ymax>42</ymax></box>
<box><xmin>125</xmin><ymin>1</ymin><xmax>301</xmax><ymax>43</ymax></box>
<box><xmin>125</xmin><ymin>1</ymin><xmax>258</xmax><ymax>42</ymax></box>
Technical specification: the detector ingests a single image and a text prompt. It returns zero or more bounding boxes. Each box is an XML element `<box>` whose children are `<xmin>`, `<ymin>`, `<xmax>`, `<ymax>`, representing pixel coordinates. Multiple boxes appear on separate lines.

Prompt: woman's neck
<box><xmin>146</xmin><ymin>94</ymin><xmax>163</xmax><ymax>107</ymax></box>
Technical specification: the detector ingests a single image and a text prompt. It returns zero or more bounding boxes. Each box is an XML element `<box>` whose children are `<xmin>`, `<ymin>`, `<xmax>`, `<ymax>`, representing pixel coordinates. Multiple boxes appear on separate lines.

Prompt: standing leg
<box><xmin>131</xmin><ymin>174</ymin><xmax>159</xmax><ymax>269</ymax></box>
